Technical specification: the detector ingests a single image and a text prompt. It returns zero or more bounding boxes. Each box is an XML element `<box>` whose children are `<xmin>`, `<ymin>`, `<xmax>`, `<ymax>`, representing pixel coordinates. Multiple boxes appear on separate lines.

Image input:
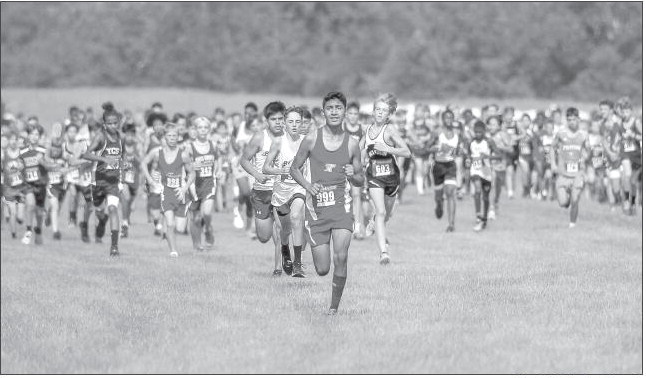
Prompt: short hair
<box><xmin>504</xmin><ymin>106</ymin><xmax>515</xmax><ymax>114</ymax></box>
<box><xmin>26</xmin><ymin>123</ymin><xmax>44</xmax><ymax>135</ymax></box>
<box><xmin>164</xmin><ymin>122</ymin><xmax>178</xmax><ymax>134</ymax></box>
<box><xmin>244</xmin><ymin>102</ymin><xmax>258</xmax><ymax>112</ymax></box>
<box><xmin>302</xmin><ymin>108</ymin><xmax>312</xmax><ymax>120</ymax></box>
<box><xmin>216</xmin><ymin>121</ymin><xmax>228</xmax><ymax>129</ymax></box>
<box><xmin>172</xmin><ymin>113</ymin><xmax>186</xmax><ymax>123</ymax></box>
<box><xmin>374</xmin><ymin>93</ymin><xmax>397</xmax><ymax>115</ymax></box>
<box><xmin>285</xmin><ymin>106</ymin><xmax>305</xmax><ymax>119</ymax></box>
<box><xmin>566</xmin><ymin>107</ymin><xmax>579</xmax><ymax>118</ymax></box>
<box><xmin>347</xmin><ymin>101</ymin><xmax>360</xmax><ymax>111</ymax></box>
<box><xmin>474</xmin><ymin>120</ymin><xmax>486</xmax><ymax>131</ymax></box>
<box><xmin>616</xmin><ymin>96</ymin><xmax>632</xmax><ymax>109</ymax></box>
<box><xmin>146</xmin><ymin>112</ymin><xmax>168</xmax><ymax>127</ymax></box>
<box><xmin>192</xmin><ymin>116</ymin><xmax>211</xmax><ymax>128</ymax></box>
<box><xmin>65</xmin><ymin>123</ymin><xmax>79</xmax><ymax>133</ymax></box>
<box><xmin>152</xmin><ymin>102</ymin><xmax>163</xmax><ymax>108</ymax></box>
<box><xmin>322</xmin><ymin>92</ymin><xmax>347</xmax><ymax>109</ymax></box>
<box><xmin>486</xmin><ymin>115</ymin><xmax>501</xmax><ymax>125</ymax></box>
<box><xmin>214</xmin><ymin>107</ymin><xmax>226</xmax><ymax>115</ymax></box>
<box><xmin>442</xmin><ymin>109</ymin><xmax>454</xmax><ymax>118</ymax></box>
<box><xmin>122</xmin><ymin>122</ymin><xmax>136</xmax><ymax>133</ymax></box>
<box><xmin>69</xmin><ymin>106</ymin><xmax>80</xmax><ymax>115</ymax></box>
<box><xmin>599</xmin><ymin>99</ymin><xmax>614</xmax><ymax>108</ymax></box>
<box><xmin>263</xmin><ymin>101</ymin><xmax>286</xmax><ymax>118</ymax></box>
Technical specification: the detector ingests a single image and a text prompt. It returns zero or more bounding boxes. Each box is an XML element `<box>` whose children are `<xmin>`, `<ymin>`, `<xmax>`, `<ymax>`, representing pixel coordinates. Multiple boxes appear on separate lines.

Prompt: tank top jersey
<box><xmin>191</xmin><ymin>140</ymin><xmax>217</xmax><ymax>185</ymax></box>
<box><xmin>48</xmin><ymin>137</ymin><xmax>67</xmax><ymax>186</ymax></box>
<box><xmin>275</xmin><ymin>133</ymin><xmax>305</xmax><ymax>185</ymax></box>
<box><xmin>434</xmin><ymin>131</ymin><xmax>461</xmax><ymax>163</ymax></box>
<box><xmin>555</xmin><ymin>129</ymin><xmax>587</xmax><ymax>178</ymax></box>
<box><xmin>252</xmin><ymin>129</ymin><xmax>275</xmax><ymax>191</ymax></box>
<box><xmin>518</xmin><ymin>134</ymin><xmax>533</xmax><ymax>157</ymax></box>
<box><xmin>122</xmin><ymin>148</ymin><xmax>139</xmax><ymax>186</ymax></box>
<box><xmin>65</xmin><ymin>140</ymin><xmax>93</xmax><ymax>187</ymax></box>
<box><xmin>468</xmin><ymin>138</ymin><xmax>494</xmax><ymax>181</ymax></box>
<box><xmin>19</xmin><ymin>144</ymin><xmax>48</xmax><ymax>186</ymax></box>
<box><xmin>2</xmin><ymin>150</ymin><xmax>25</xmax><ymax>188</ymax></box>
<box><xmin>147</xmin><ymin>135</ymin><xmax>163</xmax><ymax>193</ymax></box>
<box><xmin>410</xmin><ymin>122</ymin><xmax>432</xmax><ymax>156</ymax></box>
<box><xmin>95</xmin><ymin>135</ymin><xmax>123</xmax><ymax>184</ymax></box>
<box><xmin>305</xmin><ymin>129</ymin><xmax>353</xmax><ymax>221</ymax></box>
<box><xmin>215</xmin><ymin>135</ymin><xmax>232</xmax><ymax>171</ymax></box>
<box><xmin>158</xmin><ymin>147</ymin><xmax>185</xmax><ymax>191</ymax></box>
<box><xmin>344</xmin><ymin>121</ymin><xmax>363</xmax><ymax>141</ymax></box>
<box><xmin>621</xmin><ymin>117</ymin><xmax>641</xmax><ymax>155</ymax></box>
<box><xmin>541</xmin><ymin>134</ymin><xmax>554</xmax><ymax>164</ymax></box>
<box><xmin>588</xmin><ymin>134</ymin><xmax>605</xmax><ymax>169</ymax></box>
<box><xmin>365</xmin><ymin>123</ymin><xmax>398</xmax><ymax>179</ymax></box>
<box><xmin>490</xmin><ymin>132</ymin><xmax>509</xmax><ymax>171</ymax></box>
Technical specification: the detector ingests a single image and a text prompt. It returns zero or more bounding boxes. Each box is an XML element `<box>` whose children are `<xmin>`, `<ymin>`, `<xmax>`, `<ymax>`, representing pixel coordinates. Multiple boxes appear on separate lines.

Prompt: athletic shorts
<box><xmin>195</xmin><ymin>178</ymin><xmax>216</xmax><ymax>201</ymax></box>
<box><xmin>519</xmin><ymin>155</ymin><xmax>535</xmax><ymax>171</ymax></box>
<box><xmin>161</xmin><ymin>188</ymin><xmax>189</xmax><ymax>217</ymax></box>
<box><xmin>556</xmin><ymin>174</ymin><xmax>585</xmax><ymax>191</ymax></box>
<box><xmin>250</xmin><ymin>189</ymin><xmax>273</xmax><ymax>220</ymax></box>
<box><xmin>366</xmin><ymin>160</ymin><xmax>400</xmax><ymax>197</ymax></box>
<box><xmin>75</xmin><ymin>184</ymin><xmax>93</xmax><ymax>204</ymax></box>
<box><xmin>148</xmin><ymin>193</ymin><xmax>162</xmax><ymax>210</ymax></box>
<box><xmin>3</xmin><ymin>185</ymin><xmax>25</xmax><ymax>203</ymax></box>
<box><xmin>92</xmin><ymin>180</ymin><xmax>120</xmax><ymax>208</ymax></box>
<box><xmin>23</xmin><ymin>183</ymin><xmax>47</xmax><ymax>207</ymax></box>
<box><xmin>432</xmin><ymin>161</ymin><xmax>458</xmax><ymax>187</ymax></box>
<box><xmin>124</xmin><ymin>183</ymin><xmax>138</xmax><ymax>197</ymax></box>
<box><xmin>47</xmin><ymin>183</ymin><xmax>67</xmax><ymax>203</ymax></box>
<box><xmin>471</xmin><ymin>175</ymin><xmax>492</xmax><ymax>193</ymax></box>
<box><xmin>305</xmin><ymin>214</ymin><xmax>354</xmax><ymax>247</ymax></box>
<box><xmin>275</xmin><ymin>193</ymin><xmax>306</xmax><ymax>217</ymax></box>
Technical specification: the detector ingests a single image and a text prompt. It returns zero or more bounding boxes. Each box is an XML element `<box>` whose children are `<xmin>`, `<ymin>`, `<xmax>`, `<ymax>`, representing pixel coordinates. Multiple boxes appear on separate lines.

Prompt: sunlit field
<box><xmin>0</xmin><ymin>88</ymin><xmax>641</xmax><ymax>374</ymax></box>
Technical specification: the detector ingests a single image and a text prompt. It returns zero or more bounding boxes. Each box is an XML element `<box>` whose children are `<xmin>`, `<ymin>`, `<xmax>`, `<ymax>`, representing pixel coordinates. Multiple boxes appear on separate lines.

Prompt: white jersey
<box><xmin>271</xmin><ymin>133</ymin><xmax>306</xmax><ymax>207</ymax></box>
<box><xmin>435</xmin><ymin>131</ymin><xmax>461</xmax><ymax>163</ymax></box>
<box><xmin>252</xmin><ymin>129</ymin><xmax>275</xmax><ymax>191</ymax></box>
<box><xmin>468</xmin><ymin>138</ymin><xmax>494</xmax><ymax>181</ymax></box>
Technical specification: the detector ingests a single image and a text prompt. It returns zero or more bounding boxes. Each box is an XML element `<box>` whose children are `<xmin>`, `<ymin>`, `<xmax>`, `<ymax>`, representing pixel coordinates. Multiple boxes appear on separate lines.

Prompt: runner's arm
<box><xmin>290</xmin><ymin>131</ymin><xmax>316</xmax><ymax>195</ymax></box>
<box><xmin>140</xmin><ymin>148</ymin><xmax>160</xmax><ymax>186</ymax></box>
<box><xmin>381</xmin><ymin>124</ymin><xmax>411</xmax><ymax>158</ymax></box>
<box><xmin>262</xmin><ymin>139</ymin><xmax>284</xmax><ymax>176</ymax></box>
<box><xmin>347</xmin><ymin>137</ymin><xmax>365</xmax><ymax>187</ymax></box>
<box><xmin>80</xmin><ymin>133</ymin><xmax>109</xmax><ymax>164</ymax></box>
<box><xmin>239</xmin><ymin>131</ymin><xmax>268</xmax><ymax>182</ymax></box>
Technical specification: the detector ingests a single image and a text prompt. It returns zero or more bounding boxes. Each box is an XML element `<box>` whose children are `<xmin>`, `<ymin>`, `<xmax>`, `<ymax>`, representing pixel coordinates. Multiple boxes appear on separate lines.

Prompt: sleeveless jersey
<box><xmin>305</xmin><ymin>129</ymin><xmax>352</xmax><ymax>220</ymax></box>
<box><xmin>2</xmin><ymin>150</ymin><xmax>25</xmax><ymax>188</ymax></box>
<box><xmin>621</xmin><ymin>117</ymin><xmax>641</xmax><ymax>155</ymax></box>
<box><xmin>410</xmin><ymin>122</ymin><xmax>432</xmax><ymax>156</ymax></box>
<box><xmin>95</xmin><ymin>135</ymin><xmax>123</xmax><ymax>183</ymax></box>
<box><xmin>158</xmin><ymin>147</ymin><xmax>184</xmax><ymax>190</ymax></box>
<box><xmin>541</xmin><ymin>134</ymin><xmax>554</xmax><ymax>165</ymax></box>
<box><xmin>122</xmin><ymin>149</ymin><xmax>139</xmax><ymax>186</ymax></box>
<box><xmin>272</xmin><ymin>133</ymin><xmax>306</xmax><ymax>204</ymax></box>
<box><xmin>365</xmin><ymin>123</ymin><xmax>398</xmax><ymax>179</ymax></box>
<box><xmin>556</xmin><ymin>129</ymin><xmax>587</xmax><ymax>178</ymax></box>
<box><xmin>65</xmin><ymin>140</ymin><xmax>93</xmax><ymax>187</ymax></box>
<box><xmin>191</xmin><ymin>141</ymin><xmax>217</xmax><ymax>185</ymax></box>
<box><xmin>252</xmin><ymin>129</ymin><xmax>275</xmax><ymax>191</ymax></box>
<box><xmin>490</xmin><ymin>132</ymin><xmax>509</xmax><ymax>171</ymax></box>
<box><xmin>344</xmin><ymin>121</ymin><xmax>363</xmax><ymax>141</ymax></box>
<box><xmin>434</xmin><ymin>131</ymin><xmax>461</xmax><ymax>163</ymax></box>
<box><xmin>518</xmin><ymin>134</ymin><xmax>533</xmax><ymax>157</ymax></box>
<box><xmin>468</xmin><ymin>138</ymin><xmax>494</xmax><ymax>181</ymax></box>
<box><xmin>147</xmin><ymin>136</ymin><xmax>163</xmax><ymax>194</ymax></box>
<box><xmin>48</xmin><ymin>137</ymin><xmax>67</xmax><ymax>186</ymax></box>
<box><xmin>20</xmin><ymin>145</ymin><xmax>48</xmax><ymax>186</ymax></box>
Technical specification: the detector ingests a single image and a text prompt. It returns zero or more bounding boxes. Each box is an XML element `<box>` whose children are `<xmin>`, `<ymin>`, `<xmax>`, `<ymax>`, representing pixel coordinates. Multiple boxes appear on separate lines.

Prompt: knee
<box><xmin>316</xmin><ymin>266</ymin><xmax>329</xmax><ymax>276</ymax></box>
<box><xmin>289</xmin><ymin>212</ymin><xmax>303</xmax><ymax>225</ymax></box>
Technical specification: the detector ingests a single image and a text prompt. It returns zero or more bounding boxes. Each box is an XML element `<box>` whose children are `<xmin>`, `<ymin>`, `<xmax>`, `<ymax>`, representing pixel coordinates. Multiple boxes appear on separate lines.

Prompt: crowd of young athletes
<box><xmin>0</xmin><ymin>94</ymin><xmax>642</xmax><ymax>313</ymax></box>
<box><xmin>0</xmin><ymin>96</ymin><xmax>642</xmax><ymax>259</ymax></box>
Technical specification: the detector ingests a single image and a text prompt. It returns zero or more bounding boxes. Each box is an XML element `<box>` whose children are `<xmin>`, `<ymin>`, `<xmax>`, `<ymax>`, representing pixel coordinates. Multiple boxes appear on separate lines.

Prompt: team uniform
<box><xmin>121</xmin><ymin>148</ymin><xmax>140</xmax><ymax>197</ymax></box>
<box><xmin>189</xmin><ymin>140</ymin><xmax>217</xmax><ymax>210</ymax></box>
<box><xmin>93</xmin><ymin>136</ymin><xmax>123</xmax><ymax>208</ymax></box>
<box><xmin>20</xmin><ymin>144</ymin><xmax>48</xmax><ymax>208</ymax></box>
<box><xmin>304</xmin><ymin>129</ymin><xmax>354</xmax><ymax>246</ymax></box>
<box><xmin>604</xmin><ymin>125</ymin><xmax>623</xmax><ymax>180</ymax></box>
<box><xmin>250</xmin><ymin>129</ymin><xmax>276</xmax><ymax>220</ymax></box>
<box><xmin>588</xmin><ymin>133</ymin><xmax>606</xmax><ymax>176</ymax></box>
<box><xmin>365</xmin><ymin>123</ymin><xmax>400</xmax><ymax>197</ymax></box>
<box><xmin>2</xmin><ymin>150</ymin><xmax>26</xmax><ymax>204</ymax></box>
<box><xmin>467</xmin><ymin>138</ymin><xmax>494</xmax><ymax>190</ymax></box>
<box><xmin>158</xmin><ymin>148</ymin><xmax>189</xmax><ymax>217</ymax></box>
<box><xmin>146</xmin><ymin>137</ymin><xmax>163</xmax><ymax>212</ymax></box>
<box><xmin>555</xmin><ymin>129</ymin><xmax>587</xmax><ymax>192</ymax></box>
<box><xmin>620</xmin><ymin>117</ymin><xmax>642</xmax><ymax>172</ymax></box>
<box><xmin>46</xmin><ymin>137</ymin><xmax>68</xmax><ymax>204</ymax></box>
<box><xmin>271</xmin><ymin>133</ymin><xmax>306</xmax><ymax>216</ymax></box>
<box><xmin>432</xmin><ymin>131</ymin><xmax>462</xmax><ymax>187</ymax></box>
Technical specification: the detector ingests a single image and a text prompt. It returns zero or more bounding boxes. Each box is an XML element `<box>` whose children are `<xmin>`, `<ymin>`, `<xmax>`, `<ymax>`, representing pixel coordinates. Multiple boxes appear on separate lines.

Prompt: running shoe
<box><xmin>272</xmin><ymin>269</ymin><xmax>282</xmax><ymax>277</ymax></box>
<box><xmin>365</xmin><ymin>217</ymin><xmax>375</xmax><ymax>237</ymax></box>
<box><xmin>110</xmin><ymin>245</ymin><xmax>119</xmax><ymax>257</ymax></box>
<box><xmin>488</xmin><ymin>209</ymin><xmax>496</xmax><ymax>220</ymax></box>
<box><xmin>327</xmin><ymin>308</ymin><xmax>338</xmax><ymax>316</ymax></box>
<box><xmin>282</xmin><ymin>254</ymin><xmax>293</xmax><ymax>275</ymax></box>
<box><xmin>233</xmin><ymin>207</ymin><xmax>244</xmax><ymax>229</ymax></box>
<box><xmin>473</xmin><ymin>219</ymin><xmax>484</xmax><ymax>232</ymax></box>
<box><xmin>21</xmin><ymin>231</ymin><xmax>32</xmax><ymax>245</ymax></box>
<box><xmin>379</xmin><ymin>251</ymin><xmax>391</xmax><ymax>265</ymax></box>
<box><xmin>435</xmin><ymin>200</ymin><xmax>444</xmax><ymax>219</ymax></box>
<box><xmin>292</xmin><ymin>263</ymin><xmax>305</xmax><ymax>278</ymax></box>
<box><xmin>568</xmin><ymin>222</ymin><xmax>576</xmax><ymax>229</ymax></box>
<box><xmin>170</xmin><ymin>251</ymin><xmax>179</xmax><ymax>258</ymax></box>
<box><xmin>445</xmin><ymin>224</ymin><xmax>455</xmax><ymax>233</ymax></box>
<box><xmin>622</xmin><ymin>200</ymin><xmax>631</xmax><ymax>215</ymax></box>
<box><xmin>121</xmin><ymin>224</ymin><xmax>129</xmax><ymax>238</ymax></box>
<box><xmin>53</xmin><ymin>231</ymin><xmax>62</xmax><ymax>240</ymax></box>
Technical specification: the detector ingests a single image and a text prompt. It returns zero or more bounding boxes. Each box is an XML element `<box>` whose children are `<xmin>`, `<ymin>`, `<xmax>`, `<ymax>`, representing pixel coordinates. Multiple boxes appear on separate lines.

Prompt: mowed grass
<box><xmin>0</xmin><ymin>191</ymin><xmax>641</xmax><ymax>374</ymax></box>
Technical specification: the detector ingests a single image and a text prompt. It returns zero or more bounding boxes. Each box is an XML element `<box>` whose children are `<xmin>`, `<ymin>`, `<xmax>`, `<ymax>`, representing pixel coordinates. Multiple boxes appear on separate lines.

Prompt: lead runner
<box><xmin>290</xmin><ymin>91</ymin><xmax>365</xmax><ymax>315</ymax></box>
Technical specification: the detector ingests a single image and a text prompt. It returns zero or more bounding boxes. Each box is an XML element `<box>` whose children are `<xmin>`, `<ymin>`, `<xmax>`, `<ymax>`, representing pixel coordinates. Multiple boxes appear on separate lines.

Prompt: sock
<box><xmin>111</xmin><ymin>230</ymin><xmax>119</xmax><ymax>247</ymax></box>
<box><xmin>630</xmin><ymin>193</ymin><xmax>636</xmax><ymax>205</ymax></box>
<box><xmin>330</xmin><ymin>275</ymin><xmax>347</xmax><ymax>310</ymax></box>
<box><xmin>153</xmin><ymin>219</ymin><xmax>159</xmax><ymax>227</ymax></box>
<box><xmin>281</xmin><ymin>244</ymin><xmax>290</xmax><ymax>259</ymax></box>
<box><xmin>624</xmin><ymin>191</ymin><xmax>630</xmax><ymax>201</ymax></box>
<box><xmin>34</xmin><ymin>227</ymin><xmax>41</xmax><ymax>235</ymax></box>
<box><xmin>26</xmin><ymin>226</ymin><xmax>32</xmax><ymax>232</ymax></box>
<box><xmin>293</xmin><ymin>245</ymin><xmax>302</xmax><ymax>265</ymax></box>
<box><xmin>69</xmin><ymin>211</ymin><xmax>76</xmax><ymax>221</ymax></box>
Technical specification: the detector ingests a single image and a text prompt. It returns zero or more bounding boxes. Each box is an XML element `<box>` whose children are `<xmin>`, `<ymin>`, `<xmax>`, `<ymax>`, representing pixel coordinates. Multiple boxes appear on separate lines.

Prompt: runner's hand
<box><xmin>344</xmin><ymin>164</ymin><xmax>355</xmax><ymax>177</ymax></box>
<box><xmin>306</xmin><ymin>182</ymin><xmax>322</xmax><ymax>196</ymax></box>
<box><xmin>175</xmin><ymin>185</ymin><xmax>187</xmax><ymax>203</ymax></box>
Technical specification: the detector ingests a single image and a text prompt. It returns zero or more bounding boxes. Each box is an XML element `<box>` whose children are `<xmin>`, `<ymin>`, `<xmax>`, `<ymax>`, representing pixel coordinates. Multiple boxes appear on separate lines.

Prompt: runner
<box><xmin>240</xmin><ymin>101</ymin><xmax>284</xmax><ymax>275</ymax></box>
<box><xmin>232</xmin><ymin>102</ymin><xmax>259</xmax><ymax>233</ymax></box>
<box><xmin>616</xmin><ymin>98</ymin><xmax>642</xmax><ymax>215</ymax></box>
<box><xmin>586</xmin><ymin>119</ymin><xmax>607</xmax><ymax>203</ymax></box>
<box><xmin>488</xmin><ymin>115</ymin><xmax>513</xmax><ymax>219</ymax></box>
<box><xmin>361</xmin><ymin>93</ymin><xmax>410</xmax><ymax>263</ymax></box>
<box><xmin>466</xmin><ymin>120</ymin><xmax>496</xmax><ymax>232</ymax></box>
<box><xmin>290</xmin><ymin>91</ymin><xmax>365</xmax><ymax>314</ymax></box>
<box><xmin>80</xmin><ymin>102</ymin><xmax>125</xmax><ymax>256</ymax></box>
<box><xmin>344</xmin><ymin>101</ymin><xmax>366</xmax><ymax>240</ymax></box>
<box><xmin>1</xmin><ymin>130</ymin><xmax>26</xmax><ymax>239</ymax></box>
<box><xmin>263</xmin><ymin>106</ymin><xmax>308</xmax><ymax>277</ymax></box>
<box><xmin>141</xmin><ymin>123</ymin><xmax>195</xmax><ymax>257</ymax></box>
<box><xmin>517</xmin><ymin>114</ymin><xmax>534</xmax><ymax>198</ymax></box>
<box><xmin>64</xmin><ymin>123</ymin><xmax>95</xmax><ymax>242</ymax></box>
<box><xmin>502</xmin><ymin>107</ymin><xmax>519</xmax><ymax>199</ymax></box>
<box><xmin>428</xmin><ymin>109</ymin><xmax>465</xmax><ymax>232</ymax></box>
<box><xmin>185</xmin><ymin>116</ymin><xmax>221</xmax><ymax>251</ymax></box>
<box><xmin>212</xmin><ymin>120</ymin><xmax>233</xmax><ymax>213</ymax></box>
<box><xmin>552</xmin><ymin>107</ymin><xmax>590</xmax><ymax>228</ymax></box>
<box><xmin>409</xmin><ymin>104</ymin><xmax>433</xmax><ymax>196</ymax></box>
<box><xmin>44</xmin><ymin>122</ymin><xmax>68</xmax><ymax>240</ymax></box>
<box><xmin>119</xmin><ymin>121</ymin><xmax>141</xmax><ymax>237</ymax></box>
<box><xmin>145</xmin><ymin>112</ymin><xmax>166</xmax><ymax>236</ymax></box>
<box><xmin>19</xmin><ymin>123</ymin><xmax>49</xmax><ymax>245</ymax></box>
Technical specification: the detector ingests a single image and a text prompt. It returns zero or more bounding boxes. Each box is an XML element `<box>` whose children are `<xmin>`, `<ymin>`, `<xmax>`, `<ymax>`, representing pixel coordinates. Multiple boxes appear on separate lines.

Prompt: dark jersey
<box><xmin>20</xmin><ymin>145</ymin><xmax>48</xmax><ymax>186</ymax></box>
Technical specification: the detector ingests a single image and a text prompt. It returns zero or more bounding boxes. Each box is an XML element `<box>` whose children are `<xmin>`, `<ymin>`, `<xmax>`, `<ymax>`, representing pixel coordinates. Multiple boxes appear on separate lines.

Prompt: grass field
<box><xmin>0</xmin><ymin>190</ymin><xmax>642</xmax><ymax>374</ymax></box>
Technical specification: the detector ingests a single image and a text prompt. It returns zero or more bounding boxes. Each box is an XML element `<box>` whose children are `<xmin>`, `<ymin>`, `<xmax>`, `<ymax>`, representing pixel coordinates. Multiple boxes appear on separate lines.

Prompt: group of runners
<box><xmin>0</xmin><ymin>94</ymin><xmax>642</xmax><ymax>313</ymax></box>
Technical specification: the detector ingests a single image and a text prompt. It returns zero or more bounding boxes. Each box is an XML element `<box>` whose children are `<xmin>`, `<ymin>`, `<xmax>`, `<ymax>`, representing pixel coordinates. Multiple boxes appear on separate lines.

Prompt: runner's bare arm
<box><xmin>290</xmin><ymin>131</ymin><xmax>317</xmax><ymax>195</ymax></box>
<box><xmin>346</xmin><ymin>137</ymin><xmax>365</xmax><ymax>187</ymax></box>
<box><xmin>262</xmin><ymin>139</ymin><xmax>284</xmax><ymax>176</ymax></box>
<box><xmin>380</xmin><ymin>124</ymin><xmax>411</xmax><ymax>158</ymax></box>
<box><xmin>239</xmin><ymin>131</ymin><xmax>267</xmax><ymax>182</ymax></box>
<box><xmin>550</xmin><ymin>133</ymin><xmax>560</xmax><ymax>168</ymax></box>
<box><xmin>140</xmin><ymin>147</ymin><xmax>160</xmax><ymax>186</ymax></box>
<box><xmin>80</xmin><ymin>133</ymin><xmax>109</xmax><ymax>164</ymax></box>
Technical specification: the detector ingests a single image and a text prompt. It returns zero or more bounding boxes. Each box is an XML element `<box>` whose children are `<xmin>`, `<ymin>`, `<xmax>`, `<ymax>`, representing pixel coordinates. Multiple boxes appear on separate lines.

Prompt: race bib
<box><xmin>592</xmin><ymin>156</ymin><xmax>604</xmax><ymax>169</ymax></box>
<box><xmin>124</xmin><ymin>171</ymin><xmax>135</xmax><ymax>184</ymax></box>
<box><xmin>48</xmin><ymin>171</ymin><xmax>63</xmax><ymax>185</ymax></box>
<box><xmin>471</xmin><ymin>159</ymin><xmax>483</xmax><ymax>170</ymax></box>
<box><xmin>371</xmin><ymin>158</ymin><xmax>393</xmax><ymax>177</ymax></box>
<box><xmin>80</xmin><ymin>170</ymin><xmax>93</xmax><ymax>185</ymax></box>
<box><xmin>199</xmin><ymin>165</ymin><xmax>213</xmax><ymax>178</ymax></box>
<box><xmin>520</xmin><ymin>143</ymin><xmax>531</xmax><ymax>155</ymax></box>
<box><xmin>566</xmin><ymin>162</ymin><xmax>579</xmax><ymax>173</ymax></box>
<box><xmin>10</xmin><ymin>174</ymin><xmax>23</xmax><ymax>187</ymax></box>
<box><xmin>624</xmin><ymin>141</ymin><xmax>637</xmax><ymax>152</ymax></box>
<box><xmin>315</xmin><ymin>190</ymin><xmax>335</xmax><ymax>207</ymax></box>
<box><xmin>25</xmin><ymin>168</ymin><xmax>39</xmax><ymax>182</ymax></box>
<box><xmin>167</xmin><ymin>176</ymin><xmax>181</xmax><ymax>189</ymax></box>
